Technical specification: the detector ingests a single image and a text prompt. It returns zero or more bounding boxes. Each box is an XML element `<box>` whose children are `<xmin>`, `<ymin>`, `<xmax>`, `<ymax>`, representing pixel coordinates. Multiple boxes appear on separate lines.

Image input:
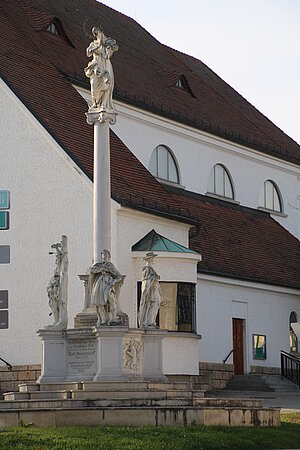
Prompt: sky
<box><xmin>101</xmin><ymin>0</ymin><xmax>300</xmax><ymax>145</ymax></box>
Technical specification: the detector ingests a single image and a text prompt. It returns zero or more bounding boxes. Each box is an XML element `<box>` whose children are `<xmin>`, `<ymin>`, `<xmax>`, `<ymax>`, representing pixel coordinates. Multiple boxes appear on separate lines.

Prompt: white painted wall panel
<box><xmin>197</xmin><ymin>277</ymin><xmax>300</xmax><ymax>370</ymax></box>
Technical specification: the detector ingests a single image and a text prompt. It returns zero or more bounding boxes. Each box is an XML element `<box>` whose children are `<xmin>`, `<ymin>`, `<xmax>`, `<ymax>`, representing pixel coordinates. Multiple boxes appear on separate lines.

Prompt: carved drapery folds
<box><xmin>88</xmin><ymin>249</ymin><xmax>125</xmax><ymax>326</ymax></box>
<box><xmin>84</xmin><ymin>27</ymin><xmax>118</xmax><ymax>124</ymax></box>
<box><xmin>138</xmin><ymin>252</ymin><xmax>163</xmax><ymax>328</ymax></box>
<box><xmin>46</xmin><ymin>235</ymin><xmax>68</xmax><ymax>330</ymax></box>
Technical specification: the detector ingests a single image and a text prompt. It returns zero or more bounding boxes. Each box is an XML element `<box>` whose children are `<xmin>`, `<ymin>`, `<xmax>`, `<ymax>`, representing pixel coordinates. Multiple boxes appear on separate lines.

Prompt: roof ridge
<box><xmin>165</xmin><ymin>45</ymin><xmax>292</xmax><ymax>154</ymax></box>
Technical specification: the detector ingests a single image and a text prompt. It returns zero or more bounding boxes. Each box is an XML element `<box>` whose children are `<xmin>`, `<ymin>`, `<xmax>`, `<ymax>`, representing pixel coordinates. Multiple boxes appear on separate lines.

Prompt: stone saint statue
<box><xmin>46</xmin><ymin>235</ymin><xmax>68</xmax><ymax>330</ymax></box>
<box><xmin>88</xmin><ymin>249</ymin><xmax>125</xmax><ymax>325</ymax></box>
<box><xmin>84</xmin><ymin>27</ymin><xmax>118</xmax><ymax>112</ymax></box>
<box><xmin>138</xmin><ymin>252</ymin><xmax>163</xmax><ymax>328</ymax></box>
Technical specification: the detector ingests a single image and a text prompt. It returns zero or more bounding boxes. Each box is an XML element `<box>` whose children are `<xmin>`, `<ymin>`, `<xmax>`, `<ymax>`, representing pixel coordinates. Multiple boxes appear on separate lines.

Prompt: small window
<box><xmin>174</xmin><ymin>75</ymin><xmax>195</xmax><ymax>97</ymax></box>
<box><xmin>149</xmin><ymin>145</ymin><xmax>179</xmax><ymax>184</ymax></box>
<box><xmin>207</xmin><ymin>164</ymin><xmax>234</xmax><ymax>199</ymax></box>
<box><xmin>290</xmin><ymin>311</ymin><xmax>298</xmax><ymax>353</ymax></box>
<box><xmin>259</xmin><ymin>180</ymin><xmax>282</xmax><ymax>213</ymax></box>
<box><xmin>137</xmin><ymin>282</ymin><xmax>196</xmax><ymax>332</ymax></box>
<box><xmin>176</xmin><ymin>79</ymin><xmax>184</xmax><ymax>89</ymax></box>
<box><xmin>47</xmin><ymin>22</ymin><xmax>59</xmax><ymax>35</ymax></box>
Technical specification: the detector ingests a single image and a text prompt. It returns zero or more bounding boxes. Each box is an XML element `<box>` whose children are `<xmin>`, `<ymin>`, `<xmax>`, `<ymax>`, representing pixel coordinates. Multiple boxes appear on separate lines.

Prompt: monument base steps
<box><xmin>0</xmin><ymin>406</ymin><xmax>280</xmax><ymax>427</ymax></box>
<box><xmin>0</xmin><ymin>380</ymin><xmax>280</xmax><ymax>427</ymax></box>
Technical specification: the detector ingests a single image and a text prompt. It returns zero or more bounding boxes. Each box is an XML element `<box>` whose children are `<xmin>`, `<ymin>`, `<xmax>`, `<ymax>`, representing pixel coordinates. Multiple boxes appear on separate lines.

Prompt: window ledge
<box><xmin>156</xmin><ymin>177</ymin><xmax>185</xmax><ymax>189</ymax></box>
<box><xmin>205</xmin><ymin>192</ymin><xmax>240</xmax><ymax>205</ymax></box>
<box><xmin>164</xmin><ymin>331</ymin><xmax>202</xmax><ymax>340</ymax></box>
<box><xmin>257</xmin><ymin>207</ymin><xmax>287</xmax><ymax>218</ymax></box>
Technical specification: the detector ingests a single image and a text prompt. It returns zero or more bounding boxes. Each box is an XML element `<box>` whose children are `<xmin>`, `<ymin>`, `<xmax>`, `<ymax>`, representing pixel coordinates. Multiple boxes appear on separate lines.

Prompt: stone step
<box><xmin>194</xmin><ymin>397</ymin><xmax>263</xmax><ymax>408</ymax></box>
<box><xmin>0</xmin><ymin>405</ymin><xmax>280</xmax><ymax>427</ymax></box>
<box><xmin>19</xmin><ymin>383</ymin><xmax>40</xmax><ymax>393</ymax></box>
<box><xmin>81</xmin><ymin>381</ymin><xmax>190</xmax><ymax>391</ymax></box>
<box><xmin>71</xmin><ymin>389</ymin><xmax>194</xmax><ymax>400</ymax></box>
<box><xmin>4</xmin><ymin>391</ymin><xmax>71</xmax><ymax>401</ymax></box>
<box><xmin>0</xmin><ymin>396</ymin><xmax>193</xmax><ymax>410</ymax></box>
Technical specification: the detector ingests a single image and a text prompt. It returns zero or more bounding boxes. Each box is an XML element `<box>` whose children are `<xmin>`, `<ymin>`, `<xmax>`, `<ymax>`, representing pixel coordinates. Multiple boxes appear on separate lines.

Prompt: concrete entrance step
<box><xmin>224</xmin><ymin>375</ymin><xmax>275</xmax><ymax>392</ymax></box>
<box><xmin>261</xmin><ymin>375</ymin><xmax>300</xmax><ymax>392</ymax></box>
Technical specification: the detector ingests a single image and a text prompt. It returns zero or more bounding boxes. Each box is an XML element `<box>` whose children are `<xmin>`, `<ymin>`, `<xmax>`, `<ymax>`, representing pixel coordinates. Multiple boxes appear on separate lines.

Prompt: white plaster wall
<box><xmin>0</xmin><ymin>80</ymin><xmax>95</xmax><ymax>364</ymax></box>
<box><xmin>197</xmin><ymin>275</ymin><xmax>300</xmax><ymax>370</ymax></box>
<box><xmin>112</xmin><ymin>102</ymin><xmax>300</xmax><ymax>240</ymax></box>
<box><xmin>163</xmin><ymin>335</ymin><xmax>200</xmax><ymax>375</ymax></box>
<box><xmin>0</xmin><ymin>81</ymin><xmax>194</xmax><ymax>366</ymax></box>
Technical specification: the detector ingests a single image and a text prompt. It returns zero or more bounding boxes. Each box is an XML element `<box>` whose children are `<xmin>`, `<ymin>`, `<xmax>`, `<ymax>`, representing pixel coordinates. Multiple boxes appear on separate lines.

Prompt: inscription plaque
<box><xmin>67</xmin><ymin>338</ymin><xmax>96</xmax><ymax>377</ymax></box>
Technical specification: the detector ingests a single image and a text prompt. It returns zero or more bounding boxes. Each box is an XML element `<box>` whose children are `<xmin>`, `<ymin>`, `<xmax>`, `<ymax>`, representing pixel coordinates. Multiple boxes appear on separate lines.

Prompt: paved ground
<box><xmin>207</xmin><ymin>390</ymin><xmax>300</xmax><ymax>412</ymax></box>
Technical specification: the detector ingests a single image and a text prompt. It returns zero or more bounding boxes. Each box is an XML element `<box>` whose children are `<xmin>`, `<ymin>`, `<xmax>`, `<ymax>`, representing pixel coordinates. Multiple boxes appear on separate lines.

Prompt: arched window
<box><xmin>149</xmin><ymin>145</ymin><xmax>179</xmax><ymax>184</ymax></box>
<box><xmin>259</xmin><ymin>180</ymin><xmax>282</xmax><ymax>213</ymax></box>
<box><xmin>207</xmin><ymin>164</ymin><xmax>234</xmax><ymax>199</ymax></box>
<box><xmin>290</xmin><ymin>311</ymin><xmax>298</xmax><ymax>353</ymax></box>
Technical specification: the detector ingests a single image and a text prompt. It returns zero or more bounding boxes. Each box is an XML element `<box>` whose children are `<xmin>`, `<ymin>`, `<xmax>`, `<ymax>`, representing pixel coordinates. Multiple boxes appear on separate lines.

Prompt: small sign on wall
<box><xmin>0</xmin><ymin>310</ymin><xmax>8</xmax><ymax>329</ymax></box>
<box><xmin>0</xmin><ymin>291</ymin><xmax>8</xmax><ymax>309</ymax></box>
<box><xmin>0</xmin><ymin>191</ymin><xmax>10</xmax><ymax>209</ymax></box>
<box><xmin>253</xmin><ymin>334</ymin><xmax>267</xmax><ymax>360</ymax></box>
<box><xmin>0</xmin><ymin>245</ymin><xmax>10</xmax><ymax>264</ymax></box>
<box><xmin>0</xmin><ymin>211</ymin><xmax>9</xmax><ymax>230</ymax></box>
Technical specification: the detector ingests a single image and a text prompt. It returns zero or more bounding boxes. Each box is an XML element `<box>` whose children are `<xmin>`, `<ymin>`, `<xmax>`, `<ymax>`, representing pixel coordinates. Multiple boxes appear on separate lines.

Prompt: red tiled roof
<box><xmin>8</xmin><ymin>0</ymin><xmax>300</xmax><ymax>165</ymax></box>
<box><xmin>0</xmin><ymin>0</ymin><xmax>189</xmax><ymax>222</ymax></box>
<box><xmin>168</xmin><ymin>188</ymin><xmax>300</xmax><ymax>289</ymax></box>
<box><xmin>1</xmin><ymin>0</ymin><xmax>300</xmax><ymax>289</ymax></box>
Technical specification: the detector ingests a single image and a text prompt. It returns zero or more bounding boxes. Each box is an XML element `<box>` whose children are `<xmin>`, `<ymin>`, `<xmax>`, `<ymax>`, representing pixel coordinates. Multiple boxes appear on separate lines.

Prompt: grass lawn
<box><xmin>0</xmin><ymin>413</ymin><xmax>299</xmax><ymax>449</ymax></box>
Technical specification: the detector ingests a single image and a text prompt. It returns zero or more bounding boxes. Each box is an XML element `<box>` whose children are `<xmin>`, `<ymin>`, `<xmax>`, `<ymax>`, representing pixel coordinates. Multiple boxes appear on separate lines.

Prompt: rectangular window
<box><xmin>137</xmin><ymin>281</ymin><xmax>196</xmax><ymax>332</ymax></box>
<box><xmin>253</xmin><ymin>334</ymin><xmax>267</xmax><ymax>360</ymax></box>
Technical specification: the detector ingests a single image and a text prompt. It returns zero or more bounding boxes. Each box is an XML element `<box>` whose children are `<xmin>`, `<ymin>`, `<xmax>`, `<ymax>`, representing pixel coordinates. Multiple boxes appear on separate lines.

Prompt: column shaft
<box><xmin>93</xmin><ymin>120</ymin><xmax>111</xmax><ymax>263</ymax></box>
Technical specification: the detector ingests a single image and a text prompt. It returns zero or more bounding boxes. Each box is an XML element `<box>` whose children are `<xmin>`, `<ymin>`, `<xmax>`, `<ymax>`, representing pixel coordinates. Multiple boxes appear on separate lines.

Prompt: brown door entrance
<box><xmin>232</xmin><ymin>318</ymin><xmax>244</xmax><ymax>375</ymax></box>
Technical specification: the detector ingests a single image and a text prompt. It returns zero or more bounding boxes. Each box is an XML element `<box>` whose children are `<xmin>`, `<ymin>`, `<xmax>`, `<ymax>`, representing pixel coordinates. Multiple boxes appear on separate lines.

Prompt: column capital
<box><xmin>86</xmin><ymin>107</ymin><xmax>117</xmax><ymax>125</ymax></box>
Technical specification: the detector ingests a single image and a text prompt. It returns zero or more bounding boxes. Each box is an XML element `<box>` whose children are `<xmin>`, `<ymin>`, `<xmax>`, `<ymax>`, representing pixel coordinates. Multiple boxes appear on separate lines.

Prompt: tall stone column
<box><xmin>85</xmin><ymin>27</ymin><xmax>118</xmax><ymax>263</ymax></box>
<box><xmin>87</xmin><ymin>113</ymin><xmax>115</xmax><ymax>262</ymax></box>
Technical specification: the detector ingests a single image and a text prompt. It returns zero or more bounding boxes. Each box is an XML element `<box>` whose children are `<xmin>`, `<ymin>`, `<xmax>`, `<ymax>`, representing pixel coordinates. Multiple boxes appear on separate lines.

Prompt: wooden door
<box><xmin>232</xmin><ymin>318</ymin><xmax>244</xmax><ymax>375</ymax></box>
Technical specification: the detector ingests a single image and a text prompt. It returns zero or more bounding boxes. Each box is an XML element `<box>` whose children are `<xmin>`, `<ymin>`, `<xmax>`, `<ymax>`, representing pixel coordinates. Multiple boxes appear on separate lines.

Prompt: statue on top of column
<box><xmin>84</xmin><ymin>27</ymin><xmax>118</xmax><ymax>117</ymax></box>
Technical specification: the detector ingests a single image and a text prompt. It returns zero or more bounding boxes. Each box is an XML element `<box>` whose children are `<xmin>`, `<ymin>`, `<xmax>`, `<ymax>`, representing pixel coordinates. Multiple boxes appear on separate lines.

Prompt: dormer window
<box><xmin>175</xmin><ymin>75</ymin><xmax>195</xmax><ymax>97</ymax></box>
<box><xmin>47</xmin><ymin>22</ymin><xmax>59</xmax><ymax>35</ymax></box>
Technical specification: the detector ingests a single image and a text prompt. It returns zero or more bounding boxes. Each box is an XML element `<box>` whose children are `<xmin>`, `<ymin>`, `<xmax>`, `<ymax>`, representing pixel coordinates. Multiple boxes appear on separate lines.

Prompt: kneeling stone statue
<box><xmin>46</xmin><ymin>235</ymin><xmax>68</xmax><ymax>330</ymax></box>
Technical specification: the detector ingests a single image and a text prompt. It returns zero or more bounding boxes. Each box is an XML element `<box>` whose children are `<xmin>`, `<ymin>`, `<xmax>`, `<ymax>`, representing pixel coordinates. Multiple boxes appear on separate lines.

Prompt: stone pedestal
<box><xmin>37</xmin><ymin>326</ymin><xmax>167</xmax><ymax>384</ymax></box>
<box><xmin>142</xmin><ymin>329</ymin><xmax>166</xmax><ymax>380</ymax></box>
<box><xmin>93</xmin><ymin>326</ymin><xmax>128</xmax><ymax>381</ymax></box>
<box><xmin>37</xmin><ymin>329</ymin><xmax>67</xmax><ymax>384</ymax></box>
<box><xmin>74</xmin><ymin>274</ymin><xmax>129</xmax><ymax>328</ymax></box>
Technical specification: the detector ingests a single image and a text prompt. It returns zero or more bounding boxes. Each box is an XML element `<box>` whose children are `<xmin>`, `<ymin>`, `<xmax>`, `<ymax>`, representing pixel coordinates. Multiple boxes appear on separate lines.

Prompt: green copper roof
<box><xmin>132</xmin><ymin>229</ymin><xmax>198</xmax><ymax>254</ymax></box>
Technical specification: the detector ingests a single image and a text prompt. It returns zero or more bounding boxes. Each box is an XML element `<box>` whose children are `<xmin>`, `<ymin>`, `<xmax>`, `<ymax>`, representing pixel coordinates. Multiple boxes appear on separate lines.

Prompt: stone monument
<box><xmin>37</xmin><ymin>27</ymin><xmax>166</xmax><ymax>384</ymax></box>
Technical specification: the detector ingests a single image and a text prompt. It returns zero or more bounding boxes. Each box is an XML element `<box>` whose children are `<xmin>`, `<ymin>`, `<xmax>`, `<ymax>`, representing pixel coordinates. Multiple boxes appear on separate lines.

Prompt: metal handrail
<box><xmin>281</xmin><ymin>350</ymin><xmax>300</xmax><ymax>388</ymax></box>
<box><xmin>223</xmin><ymin>349</ymin><xmax>233</xmax><ymax>364</ymax></box>
<box><xmin>0</xmin><ymin>356</ymin><xmax>12</xmax><ymax>371</ymax></box>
